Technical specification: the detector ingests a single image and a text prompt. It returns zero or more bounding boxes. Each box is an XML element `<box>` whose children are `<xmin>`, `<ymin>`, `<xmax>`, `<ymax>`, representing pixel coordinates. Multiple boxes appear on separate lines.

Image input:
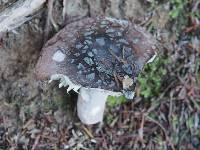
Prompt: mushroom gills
<box><xmin>49</xmin><ymin>74</ymin><xmax>81</xmax><ymax>93</ymax></box>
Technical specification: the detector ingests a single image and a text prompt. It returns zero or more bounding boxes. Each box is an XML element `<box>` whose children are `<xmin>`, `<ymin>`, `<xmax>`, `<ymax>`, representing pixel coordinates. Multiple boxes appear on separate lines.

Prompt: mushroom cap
<box><xmin>35</xmin><ymin>16</ymin><xmax>156</xmax><ymax>93</ymax></box>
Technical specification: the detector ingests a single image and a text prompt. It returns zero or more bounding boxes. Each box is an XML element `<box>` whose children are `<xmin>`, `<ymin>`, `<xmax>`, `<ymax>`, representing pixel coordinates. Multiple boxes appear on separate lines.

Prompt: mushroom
<box><xmin>35</xmin><ymin>16</ymin><xmax>157</xmax><ymax>124</ymax></box>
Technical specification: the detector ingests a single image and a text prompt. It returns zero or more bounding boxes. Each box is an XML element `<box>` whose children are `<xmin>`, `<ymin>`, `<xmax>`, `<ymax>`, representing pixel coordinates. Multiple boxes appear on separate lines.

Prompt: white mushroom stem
<box><xmin>0</xmin><ymin>0</ymin><xmax>46</xmax><ymax>33</ymax></box>
<box><xmin>77</xmin><ymin>87</ymin><xmax>122</xmax><ymax>125</ymax></box>
<box><xmin>49</xmin><ymin>74</ymin><xmax>122</xmax><ymax>124</ymax></box>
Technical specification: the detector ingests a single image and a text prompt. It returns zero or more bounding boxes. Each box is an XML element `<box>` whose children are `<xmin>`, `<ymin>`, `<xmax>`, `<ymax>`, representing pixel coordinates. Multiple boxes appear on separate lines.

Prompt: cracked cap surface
<box><xmin>35</xmin><ymin>16</ymin><xmax>157</xmax><ymax>93</ymax></box>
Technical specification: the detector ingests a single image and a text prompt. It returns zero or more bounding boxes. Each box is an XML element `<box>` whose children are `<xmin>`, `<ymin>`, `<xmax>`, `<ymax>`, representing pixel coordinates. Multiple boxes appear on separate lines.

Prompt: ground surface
<box><xmin>0</xmin><ymin>0</ymin><xmax>199</xmax><ymax>149</ymax></box>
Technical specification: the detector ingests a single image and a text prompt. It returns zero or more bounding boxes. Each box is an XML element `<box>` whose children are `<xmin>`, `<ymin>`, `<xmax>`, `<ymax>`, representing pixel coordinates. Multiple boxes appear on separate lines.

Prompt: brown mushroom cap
<box><xmin>35</xmin><ymin>16</ymin><xmax>156</xmax><ymax>93</ymax></box>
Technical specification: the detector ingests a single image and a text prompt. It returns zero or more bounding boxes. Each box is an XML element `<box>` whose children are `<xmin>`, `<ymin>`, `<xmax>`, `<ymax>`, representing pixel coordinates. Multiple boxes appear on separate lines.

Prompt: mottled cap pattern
<box><xmin>36</xmin><ymin>16</ymin><xmax>157</xmax><ymax>94</ymax></box>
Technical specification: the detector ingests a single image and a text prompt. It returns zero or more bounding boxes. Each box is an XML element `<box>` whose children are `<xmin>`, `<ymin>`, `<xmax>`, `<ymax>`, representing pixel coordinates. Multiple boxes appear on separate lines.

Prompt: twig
<box><xmin>108</xmin><ymin>48</ymin><xmax>127</xmax><ymax>64</ymax></box>
<box><xmin>22</xmin><ymin>119</ymin><xmax>34</xmax><ymax>130</ymax></box>
<box><xmin>168</xmin><ymin>95</ymin><xmax>173</xmax><ymax>123</ymax></box>
<box><xmin>81</xmin><ymin>125</ymin><xmax>94</xmax><ymax>139</ymax></box>
<box><xmin>47</xmin><ymin>0</ymin><xmax>59</xmax><ymax>31</ymax></box>
<box><xmin>44</xmin><ymin>0</ymin><xmax>58</xmax><ymax>41</ymax></box>
<box><xmin>146</xmin><ymin>115</ymin><xmax>175</xmax><ymax>150</ymax></box>
<box><xmin>113</xmin><ymin>72</ymin><xmax>120</xmax><ymax>88</ymax></box>
<box><xmin>0</xmin><ymin>0</ymin><xmax>46</xmax><ymax>33</ymax></box>
<box><xmin>133</xmin><ymin>136</ymin><xmax>139</xmax><ymax>150</ymax></box>
<box><xmin>138</xmin><ymin>113</ymin><xmax>144</xmax><ymax>141</ymax></box>
<box><xmin>63</xmin><ymin>0</ymin><xmax>67</xmax><ymax>20</ymax></box>
<box><xmin>138</xmin><ymin>113</ymin><xmax>145</xmax><ymax>148</ymax></box>
<box><xmin>31</xmin><ymin>135</ymin><xmax>41</xmax><ymax>150</ymax></box>
<box><xmin>189</xmin><ymin>97</ymin><xmax>200</xmax><ymax>111</ymax></box>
